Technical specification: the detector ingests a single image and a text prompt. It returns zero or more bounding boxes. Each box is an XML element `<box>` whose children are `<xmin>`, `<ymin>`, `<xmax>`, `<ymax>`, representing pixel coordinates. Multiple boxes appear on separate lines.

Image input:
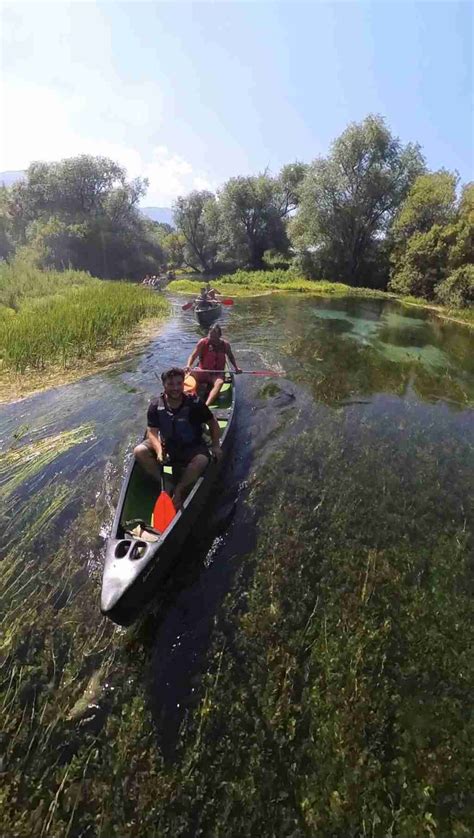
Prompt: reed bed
<box><xmin>0</xmin><ymin>263</ymin><xmax>170</xmax><ymax>374</ymax></box>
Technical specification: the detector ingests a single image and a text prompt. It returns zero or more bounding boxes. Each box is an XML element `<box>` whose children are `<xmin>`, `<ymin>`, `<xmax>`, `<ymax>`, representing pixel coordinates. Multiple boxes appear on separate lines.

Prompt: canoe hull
<box><xmin>195</xmin><ymin>303</ymin><xmax>222</xmax><ymax>328</ymax></box>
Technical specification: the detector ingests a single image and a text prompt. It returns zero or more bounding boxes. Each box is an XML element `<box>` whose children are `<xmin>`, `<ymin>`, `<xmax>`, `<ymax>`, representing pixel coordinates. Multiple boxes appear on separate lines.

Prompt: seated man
<box><xmin>205</xmin><ymin>282</ymin><xmax>220</xmax><ymax>301</ymax></box>
<box><xmin>195</xmin><ymin>286</ymin><xmax>212</xmax><ymax>308</ymax></box>
<box><xmin>185</xmin><ymin>324</ymin><xmax>241</xmax><ymax>406</ymax></box>
<box><xmin>134</xmin><ymin>367</ymin><xmax>222</xmax><ymax>510</ymax></box>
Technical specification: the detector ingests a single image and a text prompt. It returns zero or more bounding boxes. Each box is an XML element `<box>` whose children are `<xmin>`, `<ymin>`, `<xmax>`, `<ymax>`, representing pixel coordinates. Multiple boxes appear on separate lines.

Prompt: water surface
<box><xmin>1</xmin><ymin>294</ymin><xmax>473</xmax><ymax>836</ymax></box>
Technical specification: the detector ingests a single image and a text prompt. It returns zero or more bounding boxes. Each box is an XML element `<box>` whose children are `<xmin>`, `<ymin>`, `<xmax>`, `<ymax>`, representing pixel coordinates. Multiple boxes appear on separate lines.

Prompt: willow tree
<box><xmin>173</xmin><ymin>191</ymin><xmax>219</xmax><ymax>273</ymax></box>
<box><xmin>291</xmin><ymin>115</ymin><xmax>425</xmax><ymax>287</ymax></box>
<box><xmin>218</xmin><ymin>166</ymin><xmax>307</xmax><ymax>270</ymax></box>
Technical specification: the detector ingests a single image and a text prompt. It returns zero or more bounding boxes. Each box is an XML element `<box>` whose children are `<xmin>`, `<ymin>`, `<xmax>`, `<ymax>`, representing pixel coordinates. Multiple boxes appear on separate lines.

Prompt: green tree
<box><xmin>162</xmin><ymin>232</ymin><xmax>185</xmax><ymax>269</ymax></box>
<box><xmin>389</xmin><ymin>175</ymin><xmax>474</xmax><ymax>304</ymax></box>
<box><xmin>291</xmin><ymin>115</ymin><xmax>425</xmax><ymax>286</ymax></box>
<box><xmin>5</xmin><ymin>155</ymin><xmax>163</xmax><ymax>278</ymax></box>
<box><xmin>0</xmin><ymin>185</ymin><xmax>15</xmax><ymax>260</ymax></box>
<box><xmin>218</xmin><ymin>173</ymin><xmax>290</xmax><ymax>270</ymax></box>
<box><xmin>173</xmin><ymin>191</ymin><xmax>219</xmax><ymax>272</ymax></box>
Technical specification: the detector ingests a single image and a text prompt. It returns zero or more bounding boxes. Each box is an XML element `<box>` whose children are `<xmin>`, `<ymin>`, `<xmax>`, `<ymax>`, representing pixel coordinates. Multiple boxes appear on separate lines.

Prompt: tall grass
<box><xmin>0</xmin><ymin>261</ymin><xmax>169</xmax><ymax>373</ymax></box>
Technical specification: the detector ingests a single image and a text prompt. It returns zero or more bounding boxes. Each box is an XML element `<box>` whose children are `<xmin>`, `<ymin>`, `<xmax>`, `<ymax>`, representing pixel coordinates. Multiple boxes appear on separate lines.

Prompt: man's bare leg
<box><xmin>205</xmin><ymin>376</ymin><xmax>224</xmax><ymax>406</ymax></box>
<box><xmin>172</xmin><ymin>454</ymin><xmax>209</xmax><ymax>510</ymax></box>
<box><xmin>133</xmin><ymin>442</ymin><xmax>161</xmax><ymax>481</ymax></box>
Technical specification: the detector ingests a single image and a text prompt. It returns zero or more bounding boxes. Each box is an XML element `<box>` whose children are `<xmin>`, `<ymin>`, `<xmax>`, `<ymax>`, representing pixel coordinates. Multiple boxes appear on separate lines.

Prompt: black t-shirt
<box><xmin>147</xmin><ymin>393</ymin><xmax>213</xmax><ymax>432</ymax></box>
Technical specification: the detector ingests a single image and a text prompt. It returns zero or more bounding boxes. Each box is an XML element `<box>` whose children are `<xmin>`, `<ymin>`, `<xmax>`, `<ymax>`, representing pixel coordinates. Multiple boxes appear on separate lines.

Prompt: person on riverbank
<box><xmin>134</xmin><ymin>367</ymin><xmax>222</xmax><ymax>510</ymax></box>
<box><xmin>185</xmin><ymin>324</ymin><xmax>242</xmax><ymax>406</ymax></box>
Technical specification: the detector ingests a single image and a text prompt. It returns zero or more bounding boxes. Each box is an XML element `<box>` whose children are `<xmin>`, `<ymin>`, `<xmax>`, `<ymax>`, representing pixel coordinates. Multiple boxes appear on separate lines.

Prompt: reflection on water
<box><xmin>1</xmin><ymin>293</ymin><xmax>473</xmax><ymax>835</ymax></box>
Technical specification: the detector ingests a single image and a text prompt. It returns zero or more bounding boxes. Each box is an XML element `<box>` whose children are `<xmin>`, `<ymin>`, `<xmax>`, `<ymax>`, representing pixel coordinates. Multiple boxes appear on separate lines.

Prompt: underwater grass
<box><xmin>0</xmin><ymin>424</ymin><xmax>95</xmax><ymax>507</ymax></box>
<box><xmin>0</xmin><ymin>264</ymin><xmax>170</xmax><ymax>375</ymax></box>
<box><xmin>1</xmin><ymin>390</ymin><xmax>473</xmax><ymax>837</ymax></box>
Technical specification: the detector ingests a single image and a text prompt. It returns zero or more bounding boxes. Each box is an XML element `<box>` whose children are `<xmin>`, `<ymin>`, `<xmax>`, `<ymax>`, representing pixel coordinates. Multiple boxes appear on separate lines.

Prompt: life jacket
<box><xmin>155</xmin><ymin>394</ymin><xmax>201</xmax><ymax>453</ymax></box>
<box><xmin>198</xmin><ymin>337</ymin><xmax>227</xmax><ymax>371</ymax></box>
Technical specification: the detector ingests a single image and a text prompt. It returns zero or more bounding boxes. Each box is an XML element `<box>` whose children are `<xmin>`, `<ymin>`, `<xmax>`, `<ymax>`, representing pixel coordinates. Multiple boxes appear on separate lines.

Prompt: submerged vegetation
<box><xmin>0</xmin><ymin>260</ymin><xmax>170</xmax><ymax>380</ymax></box>
<box><xmin>1</xmin><ymin>391</ymin><xmax>473</xmax><ymax>837</ymax></box>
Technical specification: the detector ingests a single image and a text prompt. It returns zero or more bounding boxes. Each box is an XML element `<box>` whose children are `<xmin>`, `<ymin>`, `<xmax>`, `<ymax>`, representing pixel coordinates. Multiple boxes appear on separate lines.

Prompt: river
<box><xmin>1</xmin><ymin>293</ymin><xmax>473</xmax><ymax>836</ymax></box>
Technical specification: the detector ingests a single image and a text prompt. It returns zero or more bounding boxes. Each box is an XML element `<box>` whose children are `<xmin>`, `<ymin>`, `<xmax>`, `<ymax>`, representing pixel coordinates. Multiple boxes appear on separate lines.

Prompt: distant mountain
<box><xmin>0</xmin><ymin>170</ymin><xmax>26</xmax><ymax>187</ymax></box>
<box><xmin>140</xmin><ymin>206</ymin><xmax>174</xmax><ymax>226</ymax></box>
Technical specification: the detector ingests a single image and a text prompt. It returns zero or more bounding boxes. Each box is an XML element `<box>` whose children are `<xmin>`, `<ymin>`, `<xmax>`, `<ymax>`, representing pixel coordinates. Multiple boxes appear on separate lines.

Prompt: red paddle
<box><xmin>182</xmin><ymin>298</ymin><xmax>233</xmax><ymax>310</ymax></box>
<box><xmin>192</xmin><ymin>369</ymin><xmax>285</xmax><ymax>376</ymax></box>
<box><xmin>151</xmin><ymin>470</ymin><xmax>176</xmax><ymax>533</ymax></box>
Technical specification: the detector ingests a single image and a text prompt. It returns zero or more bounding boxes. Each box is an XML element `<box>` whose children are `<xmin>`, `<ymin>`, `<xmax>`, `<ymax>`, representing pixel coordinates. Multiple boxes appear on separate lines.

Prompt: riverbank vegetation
<box><xmin>0</xmin><ymin>259</ymin><xmax>169</xmax><ymax>387</ymax></box>
<box><xmin>169</xmin><ymin>272</ymin><xmax>474</xmax><ymax>326</ymax></box>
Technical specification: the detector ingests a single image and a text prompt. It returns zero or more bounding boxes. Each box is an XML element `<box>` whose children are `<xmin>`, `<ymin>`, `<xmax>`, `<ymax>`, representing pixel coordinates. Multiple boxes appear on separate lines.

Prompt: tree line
<box><xmin>1</xmin><ymin>115</ymin><xmax>472</xmax><ymax>306</ymax></box>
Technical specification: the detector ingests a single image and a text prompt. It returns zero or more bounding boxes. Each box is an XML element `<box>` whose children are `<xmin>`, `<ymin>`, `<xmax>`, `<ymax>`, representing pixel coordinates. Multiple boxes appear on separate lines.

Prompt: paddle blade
<box><xmin>184</xmin><ymin>374</ymin><xmax>197</xmax><ymax>394</ymax></box>
<box><xmin>182</xmin><ymin>301</ymin><xmax>194</xmax><ymax>311</ymax></box>
<box><xmin>152</xmin><ymin>491</ymin><xmax>176</xmax><ymax>534</ymax></box>
<box><xmin>221</xmin><ymin>298</ymin><xmax>234</xmax><ymax>305</ymax></box>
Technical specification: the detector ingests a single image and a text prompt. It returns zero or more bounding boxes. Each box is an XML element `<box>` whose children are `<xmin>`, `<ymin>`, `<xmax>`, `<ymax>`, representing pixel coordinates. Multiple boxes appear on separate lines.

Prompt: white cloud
<box><xmin>0</xmin><ymin>79</ymin><xmax>215</xmax><ymax>206</ymax></box>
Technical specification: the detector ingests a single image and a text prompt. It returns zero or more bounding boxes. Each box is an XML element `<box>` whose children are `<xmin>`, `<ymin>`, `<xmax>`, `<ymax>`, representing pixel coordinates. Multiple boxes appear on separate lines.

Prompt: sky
<box><xmin>0</xmin><ymin>1</ymin><xmax>472</xmax><ymax>206</ymax></box>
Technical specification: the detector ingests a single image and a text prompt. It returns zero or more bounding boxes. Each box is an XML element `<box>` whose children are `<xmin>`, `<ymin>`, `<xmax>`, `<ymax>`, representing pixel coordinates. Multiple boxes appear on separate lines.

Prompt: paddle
<box><xmin>151</xmin><ymin>468</ymin><xmax>176</xmax><ymax>533</ymax></box>
<box><xmin>182</xmin><ymin>297</ymin><xmax>233</xmax><ymax>310</ymax></box>
<box><xmin>192</xmin><ymin>369</ymin><xmax>285</xmax><ymax>376</ymax></box>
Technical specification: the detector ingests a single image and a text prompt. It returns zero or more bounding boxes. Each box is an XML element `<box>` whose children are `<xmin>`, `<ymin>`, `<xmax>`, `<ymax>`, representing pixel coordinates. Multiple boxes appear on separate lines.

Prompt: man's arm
<box><xmin>186</xmin><ymin>344</ymin><xmax>200</xmax><ymax>369</ymax></box>
<box><xmin>147</xmin><ymin>427</ymin><xmax>163</xmax><ymax>461</ymax></box>
<box><xmin>226</xmin><ymin>344</ymin><xmax>242</xmax><ymax>373</ymax></box>
<box><xmin>206</xmin><ymin>415</ymin><xmax>222</xmax><ymax>460</ymax></box>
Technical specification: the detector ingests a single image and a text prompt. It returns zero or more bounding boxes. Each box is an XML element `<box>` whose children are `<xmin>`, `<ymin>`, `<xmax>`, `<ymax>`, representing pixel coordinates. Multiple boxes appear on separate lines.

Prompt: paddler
<box><xmin>134</xmin><ymin>367</ymin><xmax>222</xmax><ymax>510</ymax></box>
<box><xmin>185</xmin><ymin>324</ymin><xmax>242</xmax><ymax>406</ymax></box>
<box><xmin>196</xmin><ymin>286</ymin><xmax>212</xmax><ymax>308</ymax></box>
<box><xmin>205</xmin><ymin>281</ymin><xmax>220</xmax><ymax>300</ymax></box>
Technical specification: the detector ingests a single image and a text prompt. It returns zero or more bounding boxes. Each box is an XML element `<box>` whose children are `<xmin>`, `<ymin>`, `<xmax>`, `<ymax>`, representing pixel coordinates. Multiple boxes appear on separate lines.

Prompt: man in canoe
<box><xmin>185</xmin><ymin>324</ymin><xmax>242</xmax><ymax>406</ymax></box>
<box><xmin>134</xmin><ymin>367</ymin><xmax>222</xmax><ymax>510</ymax></box>
<box><xmin>205</xmin><ymin>281</ymin><xmax>219</xmax><ymax>300</ymax></box>
<box><xmin>196</xmin><ymin>286</ymin><xmax>212</xmax><ymax>308</ymax></box>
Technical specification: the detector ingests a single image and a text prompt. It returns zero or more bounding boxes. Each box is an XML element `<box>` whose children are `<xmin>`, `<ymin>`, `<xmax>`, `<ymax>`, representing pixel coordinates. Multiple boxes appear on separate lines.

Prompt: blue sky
<box><xmin>1</xmin><ymin>1</ymin><xmax>472</xmax><ymax>205</ymax></box>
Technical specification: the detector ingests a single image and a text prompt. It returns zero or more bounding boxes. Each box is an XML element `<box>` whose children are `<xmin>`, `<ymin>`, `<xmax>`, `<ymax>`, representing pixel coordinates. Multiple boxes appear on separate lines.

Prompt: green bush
<box><xmin>435</xmin><ymin>264</ymin><xmax>474</xmax><ymax>309</ymax></box>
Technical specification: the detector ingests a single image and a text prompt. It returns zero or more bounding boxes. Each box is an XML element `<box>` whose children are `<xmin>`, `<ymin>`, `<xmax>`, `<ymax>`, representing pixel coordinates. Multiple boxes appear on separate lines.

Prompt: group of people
<box><xmin>134</xmin><ymin>324</ymin><xmax>241</xmax><ymax>511</ymax></box>
<box><xmin>142</xmin><ymin>270</ymin><xmax>175</xmax><ymax>288</ymax></box>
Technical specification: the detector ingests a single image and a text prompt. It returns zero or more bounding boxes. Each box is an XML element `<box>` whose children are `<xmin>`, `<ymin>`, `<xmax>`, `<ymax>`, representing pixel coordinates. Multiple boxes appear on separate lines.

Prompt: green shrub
<box><xmin>435</xmin><ymin>264</ymin><xmax>474</xmax><ymax>309</ymax></box>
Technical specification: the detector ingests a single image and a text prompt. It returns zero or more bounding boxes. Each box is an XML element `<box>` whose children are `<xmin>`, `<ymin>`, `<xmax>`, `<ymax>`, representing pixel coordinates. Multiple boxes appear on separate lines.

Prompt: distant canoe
<box><xmin>194</xmin><ymin>302</ymin><xmax>222</xmax><ymax>328</ymax></box>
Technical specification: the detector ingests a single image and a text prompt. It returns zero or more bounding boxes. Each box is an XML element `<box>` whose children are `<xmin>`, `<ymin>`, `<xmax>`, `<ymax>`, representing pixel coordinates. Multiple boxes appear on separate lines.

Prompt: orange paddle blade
<box><xmin>222</xmin><ymin>298</ymin><xmax>234</xmax><ymax>305</ymax></box>
<box><xmin>152</xmin><ymin>491</ymin><xmax>176</xmax><ymax>534</ymax></box>
<box><xmin>184</xmin><ymin>374</ymin><xmax>197</xmax><ymax>394</ymax></box>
